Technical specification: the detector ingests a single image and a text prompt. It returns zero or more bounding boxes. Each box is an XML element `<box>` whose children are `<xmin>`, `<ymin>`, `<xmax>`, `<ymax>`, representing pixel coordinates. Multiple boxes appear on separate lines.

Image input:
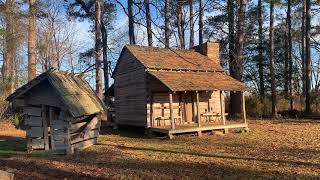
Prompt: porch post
<box><xmin>220</xmin><ymin>91</ymin><xmax>226</xmax><ymax>125</ymax></box>
<box><xmin>150</xmin><ymin>93</ymin><xmax>154</xmax><ymax>127</ymax></box>
<box><xmin>196</xmin><ymin>91</ymin><xmax>201</xmax><ymax>127</ymax></box>
<box><xmin>169</xmin><ymin>92</ymin><xmax>175</xmax><ymax>130</ymax></box>
<box><xmin>242</xmin><ymin>92</ymin><xmax>247</xmax><ymax>124</ymax></box>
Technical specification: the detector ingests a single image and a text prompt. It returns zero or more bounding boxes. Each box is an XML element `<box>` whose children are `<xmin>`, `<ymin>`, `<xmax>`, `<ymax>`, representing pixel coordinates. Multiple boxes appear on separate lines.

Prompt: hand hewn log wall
<box><xmin>147</xmin><ymin>91</ymin><xmax>225</xmax><ymax>127</ymax></box>
<box><xmin>114</xmin><ymin>51</ymin><xmax>147</xmax><ymax>127</ymax></box>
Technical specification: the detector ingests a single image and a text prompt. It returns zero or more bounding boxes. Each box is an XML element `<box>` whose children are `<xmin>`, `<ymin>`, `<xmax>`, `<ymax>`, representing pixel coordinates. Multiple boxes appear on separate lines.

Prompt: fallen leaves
<box><xmin>0</xmin><ymin>119</ymin><xmax>320</xmax><ymax>179</ymax></box>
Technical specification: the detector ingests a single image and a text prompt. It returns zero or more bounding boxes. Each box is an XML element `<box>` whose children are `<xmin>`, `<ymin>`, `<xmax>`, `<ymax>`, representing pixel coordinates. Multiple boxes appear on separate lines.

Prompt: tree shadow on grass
<box><xmin>114</xmin><ymin>145</ymin><xmax>320</xmax><ymax>169</ymax></box>
<box><xmin>0</xmin><ymin>136</ymin><xmax>26</xmax><ymax>156</ymax></box>
<box><xmin>271</xmin><ymin>119</ymin><xmax>320</xmax><ymax>124</ymax></box>
<box><xmin>16</xmin><ymin>149</ymin><xmax>319</xmax><ymax>179</ymax></box>
<box><xmin>0</xmin><ymin>158</ymin><xmax>105</xmax><ymax>180</ymax></box>
<box><xmin>1</xmin><ymin>143</ymin><xmax>318</xmax><ymax>179</ymax></box>
<box><xmin>99</xmin><ymin>126</ymin><xmax>149</xmax><ymax>139</ymax></box>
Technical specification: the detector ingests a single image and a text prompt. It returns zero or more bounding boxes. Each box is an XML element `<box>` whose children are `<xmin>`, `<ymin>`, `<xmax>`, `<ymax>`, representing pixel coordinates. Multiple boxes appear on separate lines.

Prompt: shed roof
<box><xmin>148</xmin><ymin>71</ymin><xmax>252</xmax><ymax>92</ymax></box>
<box><xmin>124</xmin><ymin>45</ymin><xmax>224</xmax><ymax>72</ymax></box>
<box><xmin>6</xmin><ymin>69</ymin><xmax>106</xmax><ymax>118</ymax></box>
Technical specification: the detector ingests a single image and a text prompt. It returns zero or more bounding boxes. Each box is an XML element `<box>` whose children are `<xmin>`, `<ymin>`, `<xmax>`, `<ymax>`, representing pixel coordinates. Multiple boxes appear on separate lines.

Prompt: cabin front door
<box><xmin>183</xmin><ymin>92</ymin><xmax>194</xmax><ymax>123</ymax></box>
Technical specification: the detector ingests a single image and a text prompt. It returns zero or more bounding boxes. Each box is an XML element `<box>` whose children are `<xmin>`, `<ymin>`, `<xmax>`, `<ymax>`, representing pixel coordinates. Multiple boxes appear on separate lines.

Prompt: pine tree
<box><xmin>28</xmin><ymin>0</ymin><xmax>36</xmax><ymax>81</ymax></box>
<box><xmin>95</xmin><ymin>0</ymin><xmax>103</xmax><ymax>99</ymax></box>
<box><xmin>305</xmin><ymin>0</ymin><xmax>311</xmax><ymax>113</ymax></box>
<box><xmin>164</xmin><ymin>0</ymin><xmax>170</xmax><ymax>47</ymax></box>
<box><xmin>145</xmin><ymin>0</ymin><xmax>152</xmax><ymax>46</ymax></box>
<box><xmin>189</xmin><ymin>0</ymin><xmax>194</xmax><ymax>48</ymax></box>
<box><xmin>258</xmin><ymin>0</ymin><xmax>265</xmax><ymax>97</ymax></box>
<box><xmin>269</xmin><ymin>0</ymin><xmax>277</xmax><ymax>117</ymax></box>
<box><xmin>128</xmin><ymin>0</ymin><xmax>135</xmax><ymax>44</ymax></box>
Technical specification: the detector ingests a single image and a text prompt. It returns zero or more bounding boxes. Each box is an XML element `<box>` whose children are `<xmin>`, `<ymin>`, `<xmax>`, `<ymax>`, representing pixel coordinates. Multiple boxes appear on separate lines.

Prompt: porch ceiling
<box><xmin>148</xmin><ymin>71</ymin><xmax>253</xmax><ymax>92</ymax></box>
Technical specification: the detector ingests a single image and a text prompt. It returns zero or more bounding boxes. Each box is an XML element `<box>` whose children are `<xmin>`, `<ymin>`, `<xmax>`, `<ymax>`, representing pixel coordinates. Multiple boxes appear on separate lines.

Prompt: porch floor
<box><xmin>149</xmin><ymin>121</ymin><xmax>248</xmax><ymax>138</ymax></box>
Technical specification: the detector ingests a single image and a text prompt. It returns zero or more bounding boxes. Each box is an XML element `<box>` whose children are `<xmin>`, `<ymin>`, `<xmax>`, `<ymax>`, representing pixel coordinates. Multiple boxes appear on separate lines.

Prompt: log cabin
<box><xmin>6</xmin><ymin>69</ymin><xmax>106</xmax><ymax>154</ymax></box>
<box><xmin>112</xmin><ymin>42</ymin><xmax>252</xmax><ymax>138</ymax></box>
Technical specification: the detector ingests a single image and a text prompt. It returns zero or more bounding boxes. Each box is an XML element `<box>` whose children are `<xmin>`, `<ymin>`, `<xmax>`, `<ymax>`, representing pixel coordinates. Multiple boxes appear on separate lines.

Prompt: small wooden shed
<box><xmin>6</xmin><ymin>69</ymin><xmax>106</xmax><ymax>154</ymax></box>
<box><xmin>113</xmin><ymin>42</ymin><xmax>252</xmax><ymax>138</ymax></box>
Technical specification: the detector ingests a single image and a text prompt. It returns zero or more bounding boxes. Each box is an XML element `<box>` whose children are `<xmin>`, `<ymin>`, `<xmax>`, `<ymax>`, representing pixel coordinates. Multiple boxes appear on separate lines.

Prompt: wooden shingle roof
<box><xmin>114</xmin><ymin>44</ymin><xmax>252</xmax><ymax>92</ymax></box>
<box><xmin>6</xmin><ymin>69</ymin><xmax>106</xmax><ymax>118</ymax></box>
<box><xmin>148</xmin><ymin>71</ymin><xmax>252</xmax><ymax>92</ymax></box>
<box><xmin>125</xmin><ymin>45</ymin><xmax>224</xmax><ymax>72</ymax></box>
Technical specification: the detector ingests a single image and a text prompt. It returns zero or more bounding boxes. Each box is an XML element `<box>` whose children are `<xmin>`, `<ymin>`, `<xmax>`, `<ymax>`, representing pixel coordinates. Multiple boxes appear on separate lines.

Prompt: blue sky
<box><xmin>1</xmin><ymin>0</ymin><xmax>320</xmax><ymax>89</ymax></box>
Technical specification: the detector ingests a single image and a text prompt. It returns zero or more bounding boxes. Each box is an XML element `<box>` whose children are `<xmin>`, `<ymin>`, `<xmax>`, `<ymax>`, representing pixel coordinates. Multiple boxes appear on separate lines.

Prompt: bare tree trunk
<box><xmin>181</xmin><ymin>5</ymin><xmax>185</xmax><ymax>49</ymax></box>
<box><xmin>189</xmin><ymin>0</ymin><xmax>194</xmax><ymax>48</ymax></box>
<box><xmin>198</xmin><ymin>0</ymin><xmax>203</xmax><ymax>47</ymax></box>
<box><xmin>228</xmin><ymin>0</ymin><xmax>236</xmax><ymax>116</ymax></box>
<box><xmin>68</xmin><ymin>48</ymin><xmax>74</xmax><ymax>73</ymax></box>
<box><xmin>128</xmin><ymin>0</ymin><xmax>135</xmax><ymax>44</ymax></box>
<box><xmin>287</xmin><ymin>0</ymin><xmax>294</xmax><ymax>110</ymax></box>
<box><xmin>2</xmin><ymin>0</ymin><xmax>17</xmax><ymax>96</ymax></box>
<box><xmin>2</xmin><ymin>47</ymin><xmax>9</xmax><ymax>97</ymax></box>
<box><xmin>301</xmin><ymin>0</ymin><xmax>306</xmax><ymax>97</ymax></box>
<box><xmin>230</xmin><ymin>0</ymin><xmax>246</xmax><ymax>117</ymax></box>
<box><xmin>305</xmin><ymin>0</ymin><xmax>311</xmax><ymax>113</ymax></box>
<box><xmin>177</xmin><ymin>2</ymin><xmax>184</xmax><ymax>48</ymax></box>
<box><xmin>10</xmin><ymin>54</ymin><xmax>16</xmax><ymax>94</ymax></box>
<box><xmin>95</xmin><ymin>0</ymin><xmax>103</xmax><ymax>99</ymax></box>
<box><xmin>164</xmin><ymin>0</ymin><xmax>170</xmax><ymax>47</ymax></box>
<box><xmin>257</xmin><ymin>0</ymin><xmax>264</xmax><ymax>97</ymax></box>
<box><xmin>145</xmin><ymin>0</ymin><xmax>152</xmax><ymax>46</ymax></box>
<box><xmin>284</xmin><ymin>19</ymin><xmax>289</xmax><ymax>97</ymax></box>
<box><xmin>28</xmin><ymin>0</ymin><xmax>36</xmax><ymax>81</ymax></box>
<box><xmin>269</xmin><ymin>0</ymin><xmax>277</xmax><ymax>118</ymax></box>
<box><xmin>101</xmin><ymin>13</ymin><xmax>109</xmax><ymax>104</ymax></box>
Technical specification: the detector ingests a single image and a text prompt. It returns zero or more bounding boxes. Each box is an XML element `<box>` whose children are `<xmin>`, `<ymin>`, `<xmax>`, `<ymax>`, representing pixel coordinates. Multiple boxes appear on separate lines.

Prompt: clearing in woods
<box><xmin>0</xmin><ymin>119</ymin><xmax>319</xmax><ymax>179</ymax></box>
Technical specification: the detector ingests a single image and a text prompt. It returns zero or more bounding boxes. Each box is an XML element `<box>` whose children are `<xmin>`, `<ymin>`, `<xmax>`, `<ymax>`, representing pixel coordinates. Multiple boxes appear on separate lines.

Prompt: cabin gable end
<box><xmin>113</xmin><ymin>47</ymin><xmax>145</xmax><ymax>77</ymax></box>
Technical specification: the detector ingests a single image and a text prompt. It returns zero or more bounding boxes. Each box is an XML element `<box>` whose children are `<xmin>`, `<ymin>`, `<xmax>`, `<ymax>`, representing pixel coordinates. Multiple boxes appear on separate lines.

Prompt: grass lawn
<box><xmin>0</xmin><ymin>119</ymin><xmax>320</xmax><ymax>179</ymax></box>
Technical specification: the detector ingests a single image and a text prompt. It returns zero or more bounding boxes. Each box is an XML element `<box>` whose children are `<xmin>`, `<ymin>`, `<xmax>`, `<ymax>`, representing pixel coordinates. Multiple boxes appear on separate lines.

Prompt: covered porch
<box><xmin>148</xmin><ymin>90</ymin><xmax>248</xmax><ymax>138</ymax></box>
<box><xmin>146</xmin><ymin>71</ymin><xmax>252</xmax><ymax>138</ymax></box>
<box><xmin>149</xmin><ymin>121</ymin><xmax>248</xmax><ymax>138</ymax></box>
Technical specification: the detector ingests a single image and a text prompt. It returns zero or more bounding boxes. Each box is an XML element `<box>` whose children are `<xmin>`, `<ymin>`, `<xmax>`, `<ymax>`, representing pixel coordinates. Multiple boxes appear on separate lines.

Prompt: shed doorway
<box><xmin>26</xmin><ymin>105</ymin><xmax>69</xmax><ymax>152</ymax></box>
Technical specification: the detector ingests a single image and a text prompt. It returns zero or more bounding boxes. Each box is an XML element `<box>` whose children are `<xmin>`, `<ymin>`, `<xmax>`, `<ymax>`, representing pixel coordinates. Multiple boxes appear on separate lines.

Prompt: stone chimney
<box><xmin>193</xmin><ymin>41</ymin><xmax>220</xmax><ymax>61</ymax></box>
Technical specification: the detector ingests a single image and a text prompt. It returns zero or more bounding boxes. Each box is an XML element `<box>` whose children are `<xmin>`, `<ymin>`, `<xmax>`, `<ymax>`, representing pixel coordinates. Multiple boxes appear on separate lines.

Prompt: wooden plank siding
<box><xmin>50</xmin><ymin>108</ymin><xmax>70</xmax><ymax>151</ymax></box>
<box><xmin>113</xmin><ymin>48</ymin><xmax>145</xmax><ymax>77</ymax></box>
<box><xmin>71</xmin><ymin>138</ymin><xmax>97</xmax><ymax>150</ymax></box>
<box><xmin>28</xmin><ymin>139</ymin><xmax>45</xmax><ymax>149</ymax></box>
<box><xmin>25</xmin><ymin>81</ymin><xmax>63</xmax><ymax>108</ymax></box>
<box><xmin>8</xmin><ymin>69</ymin><xmax>105</xmax><ymax>154</ymax></box>
<box><xmin>114</xmin><ymin>67</ymin><xmax>147</xmax><ymax>127</ymax></box>
<box><xmin>24</xmin><ymin>107</ymin><xmax>42</xmax><ymax>117</ymax></box>
<box><xmin>25</xmin><ymin>116</ymin><xmax>42</xmax><ymax>126</ymax></box>
<box><xmin>24</xmin><ymin>105</ymin><xmax>45</xmax><ymax>152</ymax></box>
<box><xmin>27</xmin><ymin>127</ymin><xmax>44</xmax><ymax>138</ymax></box>
<box><xmin>147</xmin><ymin>93</ymin><xmax>181</xmax><ymax>127</ymax></box>
<box><xmin>113</xmin><ymin>49</ymin><xmax>148</xmax><ymax>127</ymax></box>
<box><xmin>150</xmin><ymin>123</ymin><xmax>248</xmax><ymax>135</ymax></box>
<box><xmin>70</xmin><ymin>117</ymin><xmax>99</xmax><ymax>133</ymax></box>
<box><xmin>71</xmin><ymin>129</ymin><xmax>99</xmax><ymax>144</ymax></box>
